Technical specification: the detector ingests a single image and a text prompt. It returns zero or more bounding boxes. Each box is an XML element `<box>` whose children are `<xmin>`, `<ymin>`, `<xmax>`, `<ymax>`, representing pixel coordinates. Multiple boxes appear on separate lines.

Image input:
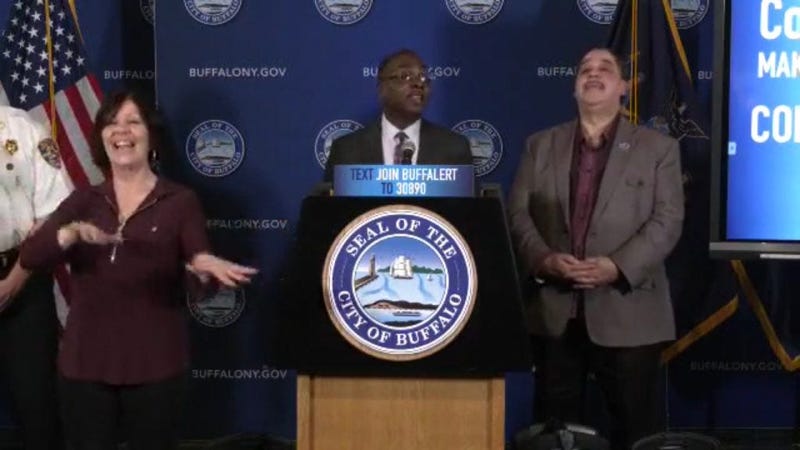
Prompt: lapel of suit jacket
<box><xmin>555</xmin><ymin>120</ymin><xmax>578</xmax><ymax>229</ymax></box>
<box><xmin>362</xmin><ymin>122</ymin><xmax>383</xmax><ymax>164</ymax></box>
<box><xmin>417</xmin><ymin>120</ymin><xmax>433</xmax><ymax>164</ymax></box>
<box><xmin>591</xmin><ymin>118</ymin><xmax>636</xmax><ymax>222</ymax></box>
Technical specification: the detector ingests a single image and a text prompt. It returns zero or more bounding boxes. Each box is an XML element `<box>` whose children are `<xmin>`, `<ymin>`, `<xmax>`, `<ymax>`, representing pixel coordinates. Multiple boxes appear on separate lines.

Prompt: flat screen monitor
<box><xmin>710</xmin><ymin>0</ymin><xmax>800</xmax><ymax>259</ymax></box>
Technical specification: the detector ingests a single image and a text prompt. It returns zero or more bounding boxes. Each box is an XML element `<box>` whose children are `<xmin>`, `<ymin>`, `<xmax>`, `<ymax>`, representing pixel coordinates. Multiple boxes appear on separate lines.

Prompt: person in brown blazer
<box><xmin>508</xmin><ymin>48</ymin><xmax>684</xmax><ymax>450</ymax></box>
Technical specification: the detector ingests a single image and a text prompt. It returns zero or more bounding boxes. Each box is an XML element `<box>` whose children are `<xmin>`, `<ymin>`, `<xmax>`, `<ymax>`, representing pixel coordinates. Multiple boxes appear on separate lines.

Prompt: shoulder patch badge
<box><xmin>37</xmin><ymin>138</ymin><xmax>61</xmax><ymax>169</ymax></box>
<box><xmin>4</xmin><ymin>139</ymin><xmax>18</xmax><ymax>156</ymax></box>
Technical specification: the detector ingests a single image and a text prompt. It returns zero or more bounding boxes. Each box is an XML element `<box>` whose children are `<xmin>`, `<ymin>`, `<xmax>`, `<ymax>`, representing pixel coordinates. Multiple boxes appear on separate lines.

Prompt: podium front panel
<box><xmin>279</xmin><ymin>196</ymin><xmax>530</xmax><ymax>376</ymax></box>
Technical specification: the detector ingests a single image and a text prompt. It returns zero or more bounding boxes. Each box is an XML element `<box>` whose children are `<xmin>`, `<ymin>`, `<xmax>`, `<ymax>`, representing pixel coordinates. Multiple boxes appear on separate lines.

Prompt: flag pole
<box><xmin>43</xmin><ymin>0</ymin><xmax>57</xmax><ymax>139</ymax></box>
<box><xmin>67</xmin><ymin>0</ymin><xmax>84</xmax><ymax>44</ymax></box>
<box><xmin>631</xmin><ymin>0</ymin><xmax>638</xmax><ymax>124</ymax></box>
<box><xmin>660</xmin><ymin>0</ymin><xmax>693</xmax><ymax>82</ymax></box>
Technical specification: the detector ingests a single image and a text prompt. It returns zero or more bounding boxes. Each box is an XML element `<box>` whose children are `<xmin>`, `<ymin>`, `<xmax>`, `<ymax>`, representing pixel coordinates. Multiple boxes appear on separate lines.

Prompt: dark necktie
<box><xmin>393</xmin><ymin>131</ymin><xmax>410</xmax><ymax>164</ymax></box>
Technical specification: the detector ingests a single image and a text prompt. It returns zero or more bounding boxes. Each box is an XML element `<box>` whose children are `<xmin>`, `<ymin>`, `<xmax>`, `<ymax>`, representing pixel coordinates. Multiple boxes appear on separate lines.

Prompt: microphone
<box><xmin>400</xmin><ymin>140</ymin><xmax>415</xmax><ymax>165</ymax></box>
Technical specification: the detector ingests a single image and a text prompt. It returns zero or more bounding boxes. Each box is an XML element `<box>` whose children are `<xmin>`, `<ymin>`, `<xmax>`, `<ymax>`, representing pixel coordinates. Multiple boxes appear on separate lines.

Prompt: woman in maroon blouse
<box><xmin>20</xmin><ymin>89</ymin><xmax>257</xmax><ymax>450</ymax></box>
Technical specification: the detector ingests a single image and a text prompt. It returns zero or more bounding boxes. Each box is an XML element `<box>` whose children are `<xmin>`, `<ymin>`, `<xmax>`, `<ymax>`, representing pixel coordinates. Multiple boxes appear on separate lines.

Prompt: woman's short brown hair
<box><xmin>89</xmin><ymin>89</ymin><xmax>164</xmax><ymax>172</ymax></box>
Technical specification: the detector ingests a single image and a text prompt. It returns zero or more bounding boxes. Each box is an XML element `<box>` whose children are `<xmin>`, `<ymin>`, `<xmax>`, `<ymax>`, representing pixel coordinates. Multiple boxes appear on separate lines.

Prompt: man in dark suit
<box><xmin>508</xmin><ymin>48</ymin><xmax>684</xmax><ymax>450</ymax></box>
<box><xmin>323</xmin><ymin>49</ymin><xmax>472</xmax><ymax>182</ymax></box>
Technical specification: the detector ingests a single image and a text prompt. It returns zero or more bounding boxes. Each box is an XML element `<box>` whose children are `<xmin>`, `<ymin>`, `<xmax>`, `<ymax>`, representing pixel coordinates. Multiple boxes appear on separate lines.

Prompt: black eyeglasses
<box><xmin>382</xmin><ymin>71</ymin><xmax>431</xmax><ymax>85</ymax></box>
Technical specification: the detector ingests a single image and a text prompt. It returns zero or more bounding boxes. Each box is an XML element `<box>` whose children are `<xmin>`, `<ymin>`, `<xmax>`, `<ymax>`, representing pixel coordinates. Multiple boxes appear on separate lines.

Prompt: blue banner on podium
<box><xmin>333</xmin><ymin>165</ymin><xmax>474</xmax><ymax>197</ymax></box>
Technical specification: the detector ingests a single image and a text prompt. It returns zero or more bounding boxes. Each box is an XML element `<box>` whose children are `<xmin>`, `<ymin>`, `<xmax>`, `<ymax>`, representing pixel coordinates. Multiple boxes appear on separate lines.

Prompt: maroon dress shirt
<box><xmin>567</xmin><ymin>117</ymin><xmax>618</xmax><ymax>316</ymax></box>
<box><xmin>569</xmin><ymin>117</ymin><xmax>618</xmax><ymax>258</ymax></box>
<box><xmin>20</xmin><ymin>178</ymin><xmax>210</xmax><ymax>385</ymax></box>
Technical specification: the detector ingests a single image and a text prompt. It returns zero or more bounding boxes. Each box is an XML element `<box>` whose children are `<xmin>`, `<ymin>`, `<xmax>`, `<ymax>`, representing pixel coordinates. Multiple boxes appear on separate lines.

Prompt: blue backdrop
<box><xmin>1</xmin><ymin>0</ymin><xmax>797</xmax><ymax>443</ymax></box>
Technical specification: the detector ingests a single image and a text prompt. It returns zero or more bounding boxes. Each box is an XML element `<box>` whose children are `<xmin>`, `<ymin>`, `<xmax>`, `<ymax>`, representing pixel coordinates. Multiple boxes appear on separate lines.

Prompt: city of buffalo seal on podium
<box><xmin>323</xmin><ymin>205</ymin><xmax>477</xmax><ymax>361</ymax></box>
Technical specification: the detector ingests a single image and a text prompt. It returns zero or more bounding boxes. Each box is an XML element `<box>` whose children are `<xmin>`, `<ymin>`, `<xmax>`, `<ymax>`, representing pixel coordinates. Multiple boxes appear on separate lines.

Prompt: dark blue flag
<box><xmin>607</xmin><ymin>0</ymin><xmax>739</xmax><ymax>362</ymax></box>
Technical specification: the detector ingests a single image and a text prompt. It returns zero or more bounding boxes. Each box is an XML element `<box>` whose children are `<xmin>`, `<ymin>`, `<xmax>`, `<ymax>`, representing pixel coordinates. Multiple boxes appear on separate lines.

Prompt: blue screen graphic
<box><xmin>727</xmin><ymin>0</ymin><xmax>800</xmax><ymax>240</ymax></box>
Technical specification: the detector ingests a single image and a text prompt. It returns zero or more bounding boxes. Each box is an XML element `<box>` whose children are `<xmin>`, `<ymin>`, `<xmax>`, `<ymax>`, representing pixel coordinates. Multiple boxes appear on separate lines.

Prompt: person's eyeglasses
<box><xmin>382</xmin><ymin>71</ymin><xmax>430</xmax><ymax>85</ymax></box>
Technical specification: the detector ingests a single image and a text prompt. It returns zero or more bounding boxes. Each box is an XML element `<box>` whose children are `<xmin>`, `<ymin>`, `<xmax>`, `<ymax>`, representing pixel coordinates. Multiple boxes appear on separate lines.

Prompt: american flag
<box><xmin>0</xmin><ymin>0</ymin><xmax>105</xmax><ymax>323</ymax></box>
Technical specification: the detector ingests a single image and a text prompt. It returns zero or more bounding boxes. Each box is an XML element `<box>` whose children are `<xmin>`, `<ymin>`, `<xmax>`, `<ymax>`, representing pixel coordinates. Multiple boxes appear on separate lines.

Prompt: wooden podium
<box><xmin>280</xmin><ymin>192</ymin><xmax>530</xmax><ymax>450</ymax></box>
<box><xmin>296</xmin><ymin>376</ymin><xmax>504</xmax><ymax>450</ymax></box>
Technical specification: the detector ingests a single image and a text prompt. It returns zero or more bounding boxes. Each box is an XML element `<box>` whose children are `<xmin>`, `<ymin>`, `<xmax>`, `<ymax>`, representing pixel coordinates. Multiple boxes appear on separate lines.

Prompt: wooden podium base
<box><xmin>296</xmin><ymin>375</ymin><xmax>504</xmax><ymax>450</ymax></box>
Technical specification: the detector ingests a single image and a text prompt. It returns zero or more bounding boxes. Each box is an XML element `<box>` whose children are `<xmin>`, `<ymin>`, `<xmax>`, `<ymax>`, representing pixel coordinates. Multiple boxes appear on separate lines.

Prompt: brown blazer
<box><xmin>508</xmin><ymin>118</ymin><xmax>684</xmax><ymax>347</ymax></box>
